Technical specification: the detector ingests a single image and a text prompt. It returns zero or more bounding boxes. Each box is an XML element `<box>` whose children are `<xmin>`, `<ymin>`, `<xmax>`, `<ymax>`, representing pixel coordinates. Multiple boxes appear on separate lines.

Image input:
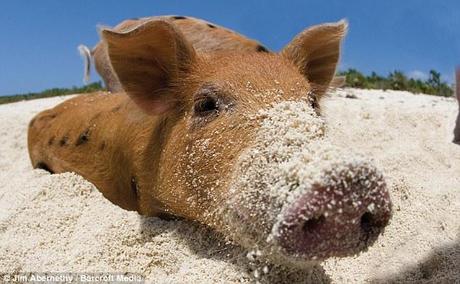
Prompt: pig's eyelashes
<box><xmin>193</xmin><ymin>96</ymin><xmax>220</xmax><ymax>117</ymax></box>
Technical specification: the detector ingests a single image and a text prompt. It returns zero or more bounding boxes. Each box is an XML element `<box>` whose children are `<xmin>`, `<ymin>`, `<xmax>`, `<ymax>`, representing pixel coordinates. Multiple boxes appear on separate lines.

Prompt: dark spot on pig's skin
<box><xmin>99</xmin><ymin>142</ymin><xmax>106</xmax><ymax>151</ymax></box>
<box><xmin>76</xmin><ymin>129</ymin><xmax>90</xmax><ymax>146</ymax></box>
<box><xmin>59</xmin><ymin>136</ymin><xmax>68</xmax><ymax>146</ymax></box>
<box><xmin>131</xmin><ymin>176</ymin><xmax>139</xmax><ymax>200</ymax></box>
<box><xmin>172</xmin><ymin>16</ymin><xmax>187</xmax><ymax>20</ymax></box>
<box><xmin>207</xmin><ymin>23</ymin><xmax>216</xmax><ymax>29</ymax></box>
<box><xmin>35</xmin><ymin>162</ymin><xmax>54</xmax><ymax>174</ymax></box>
<box><xmin>48</xmin><ymin>136</ymin><xmax>55</xmax><ymax>146</ymax></box>
<box><xmin>256</xmin><ymin>45</ymin><xmax>270</xmax><ymax>53</ymax></box>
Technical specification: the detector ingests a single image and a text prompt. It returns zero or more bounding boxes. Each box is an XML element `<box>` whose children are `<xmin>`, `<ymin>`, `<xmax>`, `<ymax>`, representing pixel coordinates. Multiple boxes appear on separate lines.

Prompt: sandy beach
<box><xmin>0</xmin><ymin>88</ymin><xmax>458</xmax><ymax>283</ymax></box>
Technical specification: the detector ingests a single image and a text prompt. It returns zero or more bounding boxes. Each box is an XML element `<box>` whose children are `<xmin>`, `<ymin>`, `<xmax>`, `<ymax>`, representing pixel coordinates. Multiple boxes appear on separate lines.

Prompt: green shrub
<box><xmin>0</xmin><ymin>82</ymin><xmax>105</xmax><ymax>105</ymax></box>
<box><xmin>338</xmin><ymin>69</ymin><xmax>454</xmax><ymax>97</ymax></box>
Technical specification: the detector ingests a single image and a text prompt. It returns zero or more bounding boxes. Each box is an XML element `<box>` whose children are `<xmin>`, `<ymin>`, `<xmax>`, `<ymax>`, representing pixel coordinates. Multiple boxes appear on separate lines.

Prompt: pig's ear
<box><xmin>101</xmin><ymin>20</ymin><xmax>196</xmax><ymax>115</ymax></box>
<box><xmin>281</xmin><ymin>20</ymin><xmax>347</xmax><ymax>91</ymax></box>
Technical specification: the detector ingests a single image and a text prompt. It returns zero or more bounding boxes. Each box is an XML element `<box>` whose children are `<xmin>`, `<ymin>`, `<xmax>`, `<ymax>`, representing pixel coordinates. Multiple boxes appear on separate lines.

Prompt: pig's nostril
<box><xmin>360</xmin><ymin>212</ymin><xmax>375</xmax><ymax>233</ymax></box>
<box><xmin>302</xmin><ymin>215</ymin><xmax>326</xmax><ymax>233</ymax></box>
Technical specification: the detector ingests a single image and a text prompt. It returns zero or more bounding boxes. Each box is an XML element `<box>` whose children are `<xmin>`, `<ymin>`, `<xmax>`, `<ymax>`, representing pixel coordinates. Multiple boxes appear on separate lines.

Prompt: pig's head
<box><xmin>101</xmin><ymin>19</ymin><xmax>392</xmax><ymax>267</ymax></box>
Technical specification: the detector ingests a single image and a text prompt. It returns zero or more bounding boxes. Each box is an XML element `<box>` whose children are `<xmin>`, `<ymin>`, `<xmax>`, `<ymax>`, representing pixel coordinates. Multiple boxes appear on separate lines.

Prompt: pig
<box><xmin>78</xmin><ymin>15</ymin><xmax>270</xmax><ymax>93</ymax></box>
<box><xmin>28</xmin><ymin>17</ymin><xmax>392</xmax><ymax>266</ymax></box>
<box><xmin>454</xmin><ymin>67</ymin><xmax>460</xmax><ymax>144</ymax></box>
<box><xmin>79</xmin><ymin>15</ymin><xmax>345</xmax><ymax>93</ymax></box>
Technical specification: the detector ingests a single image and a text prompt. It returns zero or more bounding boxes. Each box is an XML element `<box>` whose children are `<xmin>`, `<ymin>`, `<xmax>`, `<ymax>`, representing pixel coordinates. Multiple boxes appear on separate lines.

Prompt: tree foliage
<box><xmin>0</xmin><ymin>82</ymin><xmax>104</xmax><ymax>105</ymax></box>
<box><xmin>338</xmin><ymin>69</ymin><xmax>454</xmax><ymax>97</ymax></box>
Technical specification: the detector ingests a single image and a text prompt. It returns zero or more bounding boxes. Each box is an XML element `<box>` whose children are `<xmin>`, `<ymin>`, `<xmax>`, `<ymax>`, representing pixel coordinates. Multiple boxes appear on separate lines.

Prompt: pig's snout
<box><xmin>222</xmin><ymin>101</ymin><xmax>392</xmax><ymax>265</ymax></box>
<box><xmin>273</xmin><ymin>162</ymin><xmax>391</xmax><ymax>260</ymax></box>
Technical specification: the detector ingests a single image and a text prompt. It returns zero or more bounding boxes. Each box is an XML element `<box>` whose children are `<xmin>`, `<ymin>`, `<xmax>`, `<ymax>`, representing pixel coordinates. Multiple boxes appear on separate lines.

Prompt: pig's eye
<box><xmin>194</xmin><ymin>95</ymin><xmax>219</xmax><ymax>116</ymax></box>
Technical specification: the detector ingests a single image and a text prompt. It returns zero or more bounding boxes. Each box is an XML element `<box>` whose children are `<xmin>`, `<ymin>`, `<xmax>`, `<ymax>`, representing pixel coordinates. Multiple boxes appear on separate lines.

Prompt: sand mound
<box><xmin>0</xmin><ymin>89</ymin><xmax>459</xmax><ymax>283</ymax></box>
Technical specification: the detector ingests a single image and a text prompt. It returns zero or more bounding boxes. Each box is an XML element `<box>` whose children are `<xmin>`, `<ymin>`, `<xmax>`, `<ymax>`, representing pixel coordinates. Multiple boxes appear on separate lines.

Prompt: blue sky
<box><xmin>0</xmin><ymin>0</ymin><xmax>459</xmax><ymax>96</ymax></box>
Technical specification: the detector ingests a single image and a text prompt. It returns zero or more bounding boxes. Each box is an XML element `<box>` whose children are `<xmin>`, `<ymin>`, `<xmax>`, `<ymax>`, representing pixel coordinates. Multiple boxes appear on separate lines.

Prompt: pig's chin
<box><xmin>219</xmin><ymin>100</ymin><xmax>392</xmax><ymax>267</ymax></box>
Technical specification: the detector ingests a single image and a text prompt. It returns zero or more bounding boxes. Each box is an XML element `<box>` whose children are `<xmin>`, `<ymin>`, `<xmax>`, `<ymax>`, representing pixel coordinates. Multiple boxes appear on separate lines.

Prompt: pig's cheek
<box><xmin>180</xmin><ymin>138</ymin><xmax>224</xmax><ymax>199</ymax></box>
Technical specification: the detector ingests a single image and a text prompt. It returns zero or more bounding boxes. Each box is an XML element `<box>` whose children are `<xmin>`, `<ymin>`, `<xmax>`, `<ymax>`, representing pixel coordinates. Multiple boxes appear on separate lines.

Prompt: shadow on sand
<box><xmin>138</xmin><ymin>217</ymin><xmax>331</xmax><ymax>283</ymax></box>
<box><xmin>371</xmin><ymin>236</ymin><xmax>460</xmax><ymax>283</ymax></box>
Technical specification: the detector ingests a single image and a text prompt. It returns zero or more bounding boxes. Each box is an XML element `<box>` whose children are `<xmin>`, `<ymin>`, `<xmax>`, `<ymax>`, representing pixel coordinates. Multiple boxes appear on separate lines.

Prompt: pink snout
<box><xmin>274</xmin><ymin>163</ymin><xmax>392</xmax><ymax>260</ymax></box>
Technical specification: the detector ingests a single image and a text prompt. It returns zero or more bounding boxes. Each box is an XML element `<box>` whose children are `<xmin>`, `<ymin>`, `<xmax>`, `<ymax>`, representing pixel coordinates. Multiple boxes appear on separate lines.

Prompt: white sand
<box><xmin>0</xmin><ymin>89</ymin><xmax>459</xmax><ymax>283</ymax></box>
